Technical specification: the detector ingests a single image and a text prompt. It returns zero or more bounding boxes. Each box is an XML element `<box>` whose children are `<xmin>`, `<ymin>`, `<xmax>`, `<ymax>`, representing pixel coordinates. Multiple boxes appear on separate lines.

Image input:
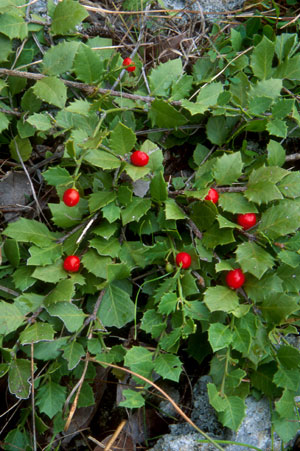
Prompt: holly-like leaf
<box><xmin>208</xmin><ymin>323</ymin><xmax>233</xmax><ymax>352</ymax></box>
<box><xmin>203</xmin><ymin>286</ymin><xmax>239</xmax><ymax>314</ymax></box>
<box><xmin>150</xmin><ymin>171</ymin><xmax>168</xmax><ymax>202</ymax></box>
<box><xmin>9</xmin><ymin>136</ymin><xmax>32</xmax><ymax>162</ymax></box>
<box><xmin>46</xmin><ymin>302</ymin><xmax>86</xmax><ymax>332</ymax></box>
<box><xmin>98</xmin><ymin>282</ymin><xmax>134</xmax><ymax>328</ymax></box>
<box><xmin>164</xmin><ymin>199</ymin><xmax>185</xmax><ymax>220</ymax></box>
<box><xmin>154</xmin><ymin>353</ymin><xmax>182</xmax><ymax>382</ymax></box>
<box><xmin>250</xmin><ymin>35</ymin><xmax>275</xmax><ymax>79</ymax></box>
<box><xmin>73</xmin><ymin>43</ymin><xmax>103</xmax><ymax>83</ymax></box>
<box><xmin>202</xmin><ymin>224</ymin><xmax>235</xmax><ymax>249</ymax></box>
<box><xmin>36</xmin><ymin>381</ymin><xmax>67</xmax><ymax>419</ymax></box>
<box><xmin>8</xmin><ymin>359</ymin><xmax>32</xmax><ymax>399</ymax></box>
<box><xmin>149</xmin><ymin>58</ymin><xmax>183</xmax><ymax>96</ymax></box>
<box><xmin>148</xmin><ymin>99</ymin><xmax>187</xmax><ymax>128</ymax></box>
<box><xmin>181</xmin><ymin>82</ymin><xmax>223</xmax><ymax>115</ymax></box>
<box><xmin>42</xmin><ymin>166</ymin><xmax>72</xmax><ymax>186</ymax></box>
<box><xmin>42</xmin><ymin>40</ymin><xmax>80</xmax><ymax>76</ymax></box>
<box><xmin>277</xmin><ymin>345</ymin><xmax>300</xmax><ymax>369</ymax></box>
<box><xmin>32</xmin><ymin>260</ymin><xmax>67</xmax><ymax>283</ymax></box>
<box><xmin>267</xmin><ymin>139</ymin><xmax>285</xmax><ymax>167</ymax></box>
<box><xmin>19</xmin><ymin>323</ymin><xmax>55</xmax><ymax>345</ymax></box>
<box><xmin>140</xmin><ymin>310</ymin><xmax>166</xmax><ymax>339</ymax></box>
<box><xmin>121</xmin><ymin>198</ymin><xmax>151</xmax><ymax>225</ymax></box>
<box><xmin>278</xmin><ymin>172</ymin><xmax>300</xmax><ymax>199</ymax></box>
<box><xmin>260</xmin><ymin>294</ymin><xmax>298</xmax><ymax>324</ymax></box>
<box><xmin>27</xmin><ymin>113</ymin><xmax>52</xmax><ymax>131</ymax></box>
<box><xmin>50</xmin><ymin>0</ymin><xmax>89</xmax><ymax>35</ymax></box>
<box><xmin>0</xmin><ymin>13</ymin><xmax>28</xmax><ymax>40</ymax></box>
<box><xmin>219</xmin><ymin>396</ymin><xmax>246</xmax><ymax>431</ymax></box>
<box><xmin>88</xmin><ymin>191</ymin><xmax>116</xmax><ymax>213</ymax></box>
<box><xmin>89</xmin><ymin>237</ymin><xmax>120</xmax><ymax>258</ymax></box>
<box><xmin>0</xmin><ymin>301</ymin><xmax>24</xmax><ymax>336</ymax></box>
<box><xmin>236</xmin><ymin>242</ymin><xmax>274</xmax><ymax>279</ymax></box>
<box><xmin>62</xmin><ymin>341</ymin><xmax>85</xmax><ymax>370</ymax></box>
<box><xmin>33</xmin><ymin>77</ymin><xmax>67</xmax><ymax>108</ymax></box>
<box><xmin>275</xmin><ymin>388</ymin><xmax>297</xmax><ymax>419</ymax></box>
<box><xmin>84</xmin><ymin>149</ymin><xmax>121</xmax><ymax>170</ymax></box>
<box><xmin>28</xmin><ymin>243</ymin><xmax>62</xmax><ymax>266</ymax></box>
<box><xmin>213</xmin><ymin>152</ymin><xmax>243</xmax><ymax>185</ymax></box>
<box><xmin>273</xmin><ymin>367</ymin><xmax>300</xmax><ymax>392</ymax></box>
<box><xmin>119</xmin><ymin>389</ymin><xmax>145</xmax><ymax>408</ymax></box>
<box><xmin>258</xmin><ymin>200</ymin><xmax>300</xmax><ymax>239</ymax></box>
<box><xmin>158</xmin><ymin>292</ymin><xmax>178</xmax><ymax>315</ymax></box>
<box><xmin>44</xmin><ymin>279</ymin><xmax>75</xmax><ymax>306</ymax></box>
<box><xmin>109</xmin><ymin>122</ymin><xmax>136</xmax><ymax>156</ymax></box>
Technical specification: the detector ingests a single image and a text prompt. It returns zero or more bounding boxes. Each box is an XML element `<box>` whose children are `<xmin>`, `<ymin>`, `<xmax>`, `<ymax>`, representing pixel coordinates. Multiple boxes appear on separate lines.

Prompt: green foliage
<box><xmin>1</xmin><ymin>2</ymin><xmax>300</xmax><ymax>448</ymax></box>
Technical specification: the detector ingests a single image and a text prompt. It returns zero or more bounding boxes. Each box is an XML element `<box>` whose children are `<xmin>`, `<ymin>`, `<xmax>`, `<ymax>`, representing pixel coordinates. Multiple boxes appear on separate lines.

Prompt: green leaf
<box><xmin>208</xmin><ymin>323</ymin><xmax>233</xmax><ymax>352</ymax></box>
<box><xmin>32</xmin><ymin>260</ymin><xmax>67</xmax><ymax>283</ymax></box>
<box><xmin>109</xmin><ymin>122</ymin><xmax>136</xmax><ymax>156</ymax></box>
<box><xmin>43</xmin><ymin>167</ymin><xmax>72</xmax><ymax>187</ymax></box>
<box><xmin>164</xmin><ymin>199</ymin><xmax>185</xmax><ymax>220</ymax></box>
<box><xmin>27</xmin><ymin>113</ymin><xmax>52</xmax><ymax>131</ymax></box>
<box><xmin>119</xmin><ymin>389</ymin><xmax>145</xmax><ymax>408</ymax></box>
<box><xmin>235</xmin><ymin>242</ymin><xmax>274</xmax><ymax>279</ymax></box>
<box><xmin>154</xmin><ymin>354</ymin><xmax>182</xmax><ymax>382</ymax></box>
<box><xmin>65</xmin><ymin>99</ymin><xmax>91</xmax><ymax>115</ymax></box>
<box><xmin>82</xmin><ymin>249</ymin><xmax>111</xmax><ymax>278</ymax></box>
<box><xmin>28</xmin><ymin>243</ymin><xmax>62</xmax><ymax>266</ymax></box>
<box><xmin>19</xmin><ymin>323</ymin><xmax>54</xmax><ymax>345</ymax></box>
<box><xmin>3</xmin><ymin>239</ymin><xmax>20</xmax><ymax>267</ymax></box>
<box><xmin>124</xmin><ymin>346</ymin><xmax>154</xmax><ymax>380</ymax></box>
<box><xmin>275</xmin><ymin>388</ymin><xmax>297</xmax><ymax>419</ymax></box>
<box><xmin>207</xmin><ymin>383</ymin><xmax>227</xmax><ymax>412</ymax></box>
<box><xmin>250</xmin><ymin>35</ymin><xmax>275</xmax><ymax>79</ymax></box>
<box><xmin>150</xmin><ymin>171</ymin><xmax>168</xmax><ymax>202</ymax></box>
<box><xmin>273</xmin><ymin>412</ymin><xmax>299</xmax><ymax>443</ymax></box>
<box><xmin>277</xmin><ymin>345</ymin><xmax>300</xmax><ymax>369</ymax></box>
<box><xmin>158</xmin><ymin>292</ymin><xmax>178</xmax><ymax>315</ymax></box>
<box><xmin>121</xmin><ymin>198</ymin><xmax>151</xmax><ymax>225</ymax></box>
<box><xmin>62</xmin><ymin>341</ymin><xmax>85</xmax><ymax>370</ymax></box>
<box><xmin>9</xmin><ymin>136</ymin><xmax>32</xmax><ymax>162</ymax></box>
<box><xmin>13</xmin><ymin>266</ymin><xmax>36</xmax><ymax>291</ymax></box>
<box><xmin>46</xmin><ymin>302</ymin><xmax>86</xmax><ymax>332</ymax></box>
<box><xmin>213</xmin><ymin>152</ymin><xmax>243</xmax><ymax>185</ymax></box>
<box><xmin>245</xmin><ymin>166</ymin><xmax>287</xmax><ymax>205</ymax></box>
<box><xmin>0</xmin><ymin>34</ymin><xmax>12</xmax><ymax>62</ymax></box>
<box><xmin>149</xmin><ymin>58</ymin><xmax>183</xmax><ymax>96</ymax></box>
<box><xmin>260</xmin><ymin>294</ymin><xmax>298</xmax><ymax>324</ymax></box>
<box><xmin>124</xmin><ymin>162</ymin><xmax>150</xmax><ymax>181</ymax></box>
<box><xmin>50</xmin><ymin>0</ymin><xmax>89</xmax><ymax>35</ymax></box>
<box><xmin>73</xmin><ymin>43</ymin><xmax>103</xmax><ymax>83</ymax></box>
<box><xmin>0</xmin><ymin>13</ymin><xmax>28</xmax><ymax>40</ymax></box>
<box><xmin>219</xmin><ymin>396</ymin><xmax>246</xmax><ymax>431</ymax></box>
<box><xmin>84</xmin><ymin>149</ymin><xmax>121</xmax><ymax>170</ymax></box>
<box><xmin>106</xmin><ymin>263</ymin><xmax>130</xmax><ymax>282</ymax></box>
<box><xmin>33</xmin><ymin>77</ymin><xmax>67</xmax><ymax>108</ymax></box>
<box><xmin>278</xmin><ymin>172</ymin><xmax>300</xmax><ymax>198</ymax></box>
<box><xmin>0</xmin><ymin>301</ymin><xmax>24</xmax><ymax>336</ymax></box>
<box><xmin>203</xmin><ymin>286</ymin><xmax>239</xmax><ymax>314</ymax></box>
<box><xmin>141</xmin><ymin>310</ymin><xmax>166</xmax><ymax>339</ymax></box>
<box><xmin>36</xmin><ymin>381</ymin><xmax>67</xmax><ymax>419</ymax></box>
<box><xmin>266</xmin><ymin>119</ymin><xmax>287</xmax><ymax>138</ymax></box>
<box><xmin>202</xmin><ymin>224</ymin><xmax>235</xmax><ymax>248</ymax></box>
<box><xmin>273</xmin><ymin>54</ymin><xmax>300</xmax><ymax>81</ymax></box>
<box><xmin>275</xmin><ymin>33</ymin><xmax>298</xmax><ymax>62</ymax></box>
<box><xmin>89</xmin><ymin>237</ymin><xmax>120</xmax><ymax>258</ymax></box>
<box><xmin>44</xmin><ymin>279</ymin><xmax>75</xmax><ymax>306</ymax></box>
<box><xmin>98</xmin><ymin>282</ymin><xmax>134</xmax><ymax>328</ymax></box>
<box><xmin>0</xmin><ymin>112</ymin><xmax>10</xmax><ymax>133</ymax></box>
<box><xmin>48</xmin><ymin>201</ymin><xmax>87</xmax><ymax>228</ymax></box>
<box><xmin>273</xmin><ymin>367</ymin><xmax>300</xmax><ymax>392</ymax></box>
<box><xmin>277</xmin><ymin>265</ymin><xmax>300</xmax><ymax>292</ymax></box>
<box><xmin>42</xmin><ymin>40</ymin><xmax>80</xmax><ymax>76</ymax></box>
<box><xmin>8</xmin><ymin>359</ymin><xmax>31</xmax><ymax>399</ymax></box>
<box><xmin>272</xmin><ymin>98</ymin><xmax>294</xmax><ymax>120</ymax></box>
<box><xmin>248</xmin><ymin>78</ymin><xmax>282</xmax><ymax>101</ymax></box>
<box><xmin>88</xmin><ymin>191</ymin><xmax>116</xmax><ymax>213</ymax></box>
<box><xmin>148</xmin><ymin>99</ymin><xmax>187</xmax><ymax>128</ymax></box>
<box><xmin>231</xmin><ymin>327</ymin><xmax>251</xmax><ymax>354</ymax></box>
<box><xmin>206</xmin><ymin>116</ymin><xmax>230</xmax><ymax>146</ymax></box>
<box><xmin>170</xmin><ymin>74</ymin><xmax>193</xmax><ymax>101</ymax></box>
<box><xmin>218</xmin><ymin>193</ymin><xmax>258</xmax><ymax>214</ymax></box>
<box><xmin>258</xmin><ymin>200</ymin><xmax>300</xmax><ymax>239</ymax></box>
<box><xmin>181</xmin><ymin>82</ymin><xmax>223</xmax><ymax>115</ymax></box>
<box><xmin>267</xmin><ymin>139</ymin><xmax>285</xmax><ymax>167</ymax></box>
<box><xmin>251</xmin><ymin>362</ymin><xmax>280</xmax><ymax>398</ymax></box>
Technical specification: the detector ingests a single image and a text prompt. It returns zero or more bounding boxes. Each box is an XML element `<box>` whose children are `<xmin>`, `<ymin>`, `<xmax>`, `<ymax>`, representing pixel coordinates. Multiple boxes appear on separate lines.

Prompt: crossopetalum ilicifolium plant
<box><xmin>0</xmin><ymin>0</ymin><xmax>300</xmax><ymax>449</ymax></box>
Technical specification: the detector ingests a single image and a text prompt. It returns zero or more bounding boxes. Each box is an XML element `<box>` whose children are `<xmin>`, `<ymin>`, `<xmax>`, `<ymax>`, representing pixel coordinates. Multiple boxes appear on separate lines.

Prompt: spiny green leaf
<box><xmin>149</xmin><ymin>58</ymin><xmax>183</xmax><ymax>96</ymax></box>
<box><xmin>19</xmin><ymin>322</ymin><xmax>55</xmax><ymax>345</ymax></box>
<box><xmin>8</xmin><ymin>359</ymin><xmax>31</xmax><ymax>399</ymax></box>
<box><xmin>0</xmin><ymin>301</ymin><xmax>24</xmax><ymax>336</ymax></box>
<box><xmin>109</xmin><ymin>122</ymin><xmax>136</xmax><ymax>156</ymax></box>
<box><xmin>0</xmin><ymin>13</ymin><xmax>28</xmax><ymax>40</ymax></box>
<box><xmin>208</xmin><ymin>323</ymin><xmax>233</xmax><ymax>352</ymax></box>
<box><xmin>203</xmin><ymin>286</ymin><xmax>239</xmax><ymax>314</ymax></box>
<box><xmin>98</xmin><ymin>283</ymin><xmax>134</xmax><ymax>328</ymax></box>
<box><xmin>62</xmin><ymin>341</ymin><xmax>85</xmax><ymax>370</ymax></box>
<box><xmin>250</xmin><ymin>35</ymin><xmax>275</xmax><ymax>79</ymax></box>
<box><xmin>36</xmin><ymin>381</ymin><xmax>67</xmax><ymax>418</ymax></box>
<box><xmin>50</xmin><ymin>0</ymin><xmax>89</xmax><ymax>35</ymax></box>
<box><xmin>46</xmin><ymin>302</ymin><xmax>86</xmax><ymax>332</ymax></box>
<box><xmin>154</xmin><ymin>353</ymin><xmax>182</xmax><ymax>382</ymax></box>
<box><xmin>42</xmin><ymin>40</ymin><xmax>80</xmax><ymax>76</ymax></box>
<box><xmin>33</xmin><ymin>77</ymin><xmax>67</xmax><ymax>108</ymax></box>
<box><xmin>236</xmin><ymin>242</ymin><xmax>274</xmax><ymax>279</ymax></box>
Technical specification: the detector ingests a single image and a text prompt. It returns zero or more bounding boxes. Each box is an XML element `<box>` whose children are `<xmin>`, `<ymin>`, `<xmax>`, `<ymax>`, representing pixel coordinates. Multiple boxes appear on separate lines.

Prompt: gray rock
<box><xmin>162</xmin><ymin>0</ymin><xmax>247</xmax><ymax>23</ymax></box>
<box><xmin>149</xmin><ymin>376</ymin><xmax>283</xmax><ymax>451</ymax></box>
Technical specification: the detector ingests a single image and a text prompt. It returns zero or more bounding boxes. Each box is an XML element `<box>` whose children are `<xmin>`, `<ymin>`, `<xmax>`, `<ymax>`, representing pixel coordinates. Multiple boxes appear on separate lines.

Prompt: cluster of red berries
<box><xmin>122</xmin><ymin>57</ymin><xmax>136</xmax><ymax>73</ymax></box>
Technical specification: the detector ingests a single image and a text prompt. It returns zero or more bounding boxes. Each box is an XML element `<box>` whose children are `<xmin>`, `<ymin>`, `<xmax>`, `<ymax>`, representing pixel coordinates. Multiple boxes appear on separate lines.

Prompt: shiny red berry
<box><xmin>63</xmin><ymin>188</ymin><xmax>80</xmax><ymax>207</ymax></box>
<box><xmin>63</xmin><ymin>255</ymin><xmax>80</xmax><ymax>272</ymax></box>
<box><xmin>123</xmin><ymin>57</ymin><xmax>136</xmax><ymax>72</ymax></box>
<box><xmin>205</xmin><ymin>188</ymin><xmax>219</xmax><ymax>204</ymax></box>
<box><xmin>176</xmin><ymin>252</ymin><xmax>192</xmax><ymax>269</ymax></box>
<box><xmin>237</xmin><ymin>213</ymin><xmax>257</xmax><ymax>230</ymax></box>
<box><xmin>130</xmin><ymin>150</ymin><xmax>149</xmax><ymax>167</ymax></box>
<box><xmin>226</xmin><ymin>268</ymin><xmax>245</xmax><ymax>289</ymax></box>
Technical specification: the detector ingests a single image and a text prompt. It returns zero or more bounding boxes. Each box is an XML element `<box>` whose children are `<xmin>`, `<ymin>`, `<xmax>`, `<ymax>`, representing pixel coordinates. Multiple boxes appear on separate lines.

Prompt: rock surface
<box><xmin>162</xmin><ymin>0</ymin><xmax>247</xmax><ymax>22</ymax></box>
<box><xmin>149</xmin><ymin>376</ymin><xmax>283</xmax><ymax>451</ymax></box>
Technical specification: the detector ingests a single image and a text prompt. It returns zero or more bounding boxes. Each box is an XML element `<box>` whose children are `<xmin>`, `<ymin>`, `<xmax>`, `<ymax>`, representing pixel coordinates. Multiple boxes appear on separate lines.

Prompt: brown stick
<box><xmin>0</xmin><ymin>68</ymin><xmax>181</xmax><ymax>106</ymax></box>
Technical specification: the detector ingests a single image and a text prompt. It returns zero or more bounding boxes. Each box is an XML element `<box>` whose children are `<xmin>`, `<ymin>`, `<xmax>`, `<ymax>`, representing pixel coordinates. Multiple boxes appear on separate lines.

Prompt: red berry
<box><xmin>123</xmin><ymin>57</ymin><xmax>136</xmax><ymax>72</ymax></box>
<box><xmin>237</xmin><ymin>213</ymin><xmax>257</xmax><ymax>230</ymax></box>
<box><xmin>130</xmin><ymin>150</ymin><xmax>149</xmax><ymax>167</ymax></box>
<box><xmin>63</xmin><ymin>188</ymin><xmax>80</xmax><ymax>207</ymax></box>
<box><xmin>176</xmin><ymin>252</ymin><xmax>192</xmax><ymax>269</ymax></box>
<box><xmin>226</xmin><ymin>268</ymin><xmax>245</xmax><ymax>289</ymax></box>
<box><xmin>63</xmin><ymin>255</ymin><xmax>80</xmax><ymax>272</ymax></box>
<box><xmin>205</xmin><ymin>188</ymin><xmax>219</xmax><ymax>204</ymax></box>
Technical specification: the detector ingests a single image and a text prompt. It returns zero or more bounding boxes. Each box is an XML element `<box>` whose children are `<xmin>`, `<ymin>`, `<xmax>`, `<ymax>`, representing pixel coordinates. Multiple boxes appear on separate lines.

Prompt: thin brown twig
<box><xmin>104</xmin><ymin>419</ymin><xmax>127</xmax><ymax>451</ymax></box>
<box><xmin>89</xmin><ymin>358</ymin><xmax>224</xmax><ymax>451</ymax></box>
<box><xmin>0</xmin><ymin>68</ymin><xmax>181</xmax><ymax>105</ymax></box>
